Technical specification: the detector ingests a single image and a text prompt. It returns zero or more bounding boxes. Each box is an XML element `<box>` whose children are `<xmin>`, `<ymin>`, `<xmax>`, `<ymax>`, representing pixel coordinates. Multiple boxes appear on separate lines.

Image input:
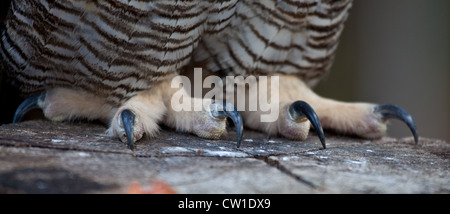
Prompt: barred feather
<box><xmin>0</xmin><ymin>0</ymin><xmax>352</xmax><ymax>105</ymax></box>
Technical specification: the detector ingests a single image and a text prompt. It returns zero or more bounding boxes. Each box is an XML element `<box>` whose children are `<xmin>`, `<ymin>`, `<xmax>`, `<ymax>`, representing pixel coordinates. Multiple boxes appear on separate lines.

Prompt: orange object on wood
<box><xmin>126</xmin><ymin>181</ymin><xmax>176</xmax><ymax>194</ymax></box>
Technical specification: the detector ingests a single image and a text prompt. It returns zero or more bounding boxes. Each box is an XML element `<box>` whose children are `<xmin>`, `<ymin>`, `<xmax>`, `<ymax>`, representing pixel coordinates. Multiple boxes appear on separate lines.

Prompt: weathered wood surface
<box><xmin>0</xmin><ymin>120</ymin><xmax>448</xmax><ymax>193</ymax></box>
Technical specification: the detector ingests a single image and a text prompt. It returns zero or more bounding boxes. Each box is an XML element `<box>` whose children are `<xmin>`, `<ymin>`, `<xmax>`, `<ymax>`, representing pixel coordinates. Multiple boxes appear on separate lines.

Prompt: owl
<box><xmin>0</xmin><ymin>0</ymin><xmax>417</xmax><ymax>150</ymax></box>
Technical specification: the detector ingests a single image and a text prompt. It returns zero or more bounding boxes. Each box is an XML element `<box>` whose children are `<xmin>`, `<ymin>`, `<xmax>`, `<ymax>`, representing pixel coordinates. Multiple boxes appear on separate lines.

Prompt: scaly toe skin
<box><xmin>190</xmin><ymin>101</ymin><xmax>243</xmax><ymax>147</ymax></box>
<box><xmin>279</xmin><ymin>101</ymin><xmax>326</xmax><ymax>149</ymax></box>
<box><xmin>278</xmin><ymin>113</ymin><xmax>311</xmax><ymax>141</ymax></box>
<box><xmin>355</xmin><ymin>112</ymin><xmax>387</xmax><ymax>140</ymax></box>
<box><xmin>191</xmin><ymin>112</ymin><xmax>227</xmax><ymax>140</ymax></box>
<box><xmin>335</xmin><ymin>103</ymin><xmax>418</xmax><ymax>145</ymax></box>
<box><xmin>209</xmin><ymin>101</ymin><xmax>243</xmax><ymax>147</ymax></box>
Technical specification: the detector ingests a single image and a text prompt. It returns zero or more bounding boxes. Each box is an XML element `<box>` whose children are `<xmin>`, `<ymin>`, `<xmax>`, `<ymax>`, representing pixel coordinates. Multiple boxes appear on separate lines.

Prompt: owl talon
<box><xmin>121</xmin><ymin>109</ymin><xmax>136</xmax><ymax>150</ymax></box>
<box><xmin>288</xmin><ymin>101</ymin><xmax>326</xmax><ymax>149</ymax></box>
<box><xmin>374</xmin><ymin>104</ymin><xmax>418</xmax><ymax>144</ymax></box>
<box><xmin>210</xmin><ymin>102</ymin><xmax>244</xmax><ymax>148</ymax></box>
<box><xmin>13</xmin><ymin>92</ymin><xmax>45</xmax><ymax>123</ymax></box>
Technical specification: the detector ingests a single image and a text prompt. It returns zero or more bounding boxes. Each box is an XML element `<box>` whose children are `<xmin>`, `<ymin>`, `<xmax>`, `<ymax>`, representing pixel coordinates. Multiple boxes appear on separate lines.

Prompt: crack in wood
<box><xmin>255</xmin><ymin>155</ymin><xmax>318</xmax><ymax>189</ymax></box>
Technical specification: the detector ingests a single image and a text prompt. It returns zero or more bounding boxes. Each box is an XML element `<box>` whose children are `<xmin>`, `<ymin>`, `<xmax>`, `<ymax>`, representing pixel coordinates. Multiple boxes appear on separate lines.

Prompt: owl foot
<box><xmin>107</xmin><ymin>88</ymin><xmax>166</xmax><ymax>150</ymax></box>
<box><xmin>108</xmin><ymin>109</ymin><xmax>150</xmax><ymax>150</ymax></box>
<box><xmin>107</xmin><ymin>77</ymin><xmax>244</xmax><ymax>150</ymax></box>
<box><xmin>286</xmin><ymin>101</ymin><xmax>326</xmax><ymax>148</ymax></box>
<box><xmin>209</xmin><ymin>101</ymin><xmax>243</xmax><ymax>147</ymax></box>
<box><xmin>239</xmin><ymin>99</ymin><xmax>325</xmax><ymax>149</ymax></box>
<box><xmin>164</xmin><ymin>98</ymin><xmax>243</xmax><ymax>147</ymax></box>
<box><xmin>273</xmin><ymin>75</ymin><xmax>418</xmax><ymax>144</ymax></box>
<box><xmin>232</xmin><ymin>75</ymin><xmax>418</xmax><ymax>147</ymax></box>
<box><xmin>308</xmin><ymin>101</ymin><xmax>418</xmax><ymax>144</ymax></box>
<box><xmin>13</xmin><ymin>88</ymin><xmax>115</xmax><ymax>123</ymax></box>
<box><xmin>110</xmin><ymin>100</ymin><xmax>243</xmax><ymax>150</ymax></box>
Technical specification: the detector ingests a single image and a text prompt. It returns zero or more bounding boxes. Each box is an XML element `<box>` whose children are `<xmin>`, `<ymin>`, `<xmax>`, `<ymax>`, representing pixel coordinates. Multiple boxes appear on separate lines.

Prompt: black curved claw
<box><xmin>374</xmin><ymin>104</ymin><xmax>418</xmax><ymax>144</ymax></box>
<box><xmin>210</xmin><ymin>102</ymin><xmax>244</xmax><ymax>148</ymax></box>
<box><xmin>121</xmin><ymin>109</ymin><xmax>136</xmax><ymax>150</ymax></box>
<box><xmin>288</xmin><ymin>101</ymin><xmax>326</xmax><ymax>149</ymax></box>
<box><xmin>13</xmin><ymin>92</ymin><xmax>45</xmax><ymax>123</ymax></box>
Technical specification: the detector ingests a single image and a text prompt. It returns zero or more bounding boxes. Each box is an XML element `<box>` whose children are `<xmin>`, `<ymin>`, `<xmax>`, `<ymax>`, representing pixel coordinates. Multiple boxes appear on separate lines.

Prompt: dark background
<box><xmin>315</xmin><ymin>0</ymin><xmax>449</xmax><ymax>141</ymax></box>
